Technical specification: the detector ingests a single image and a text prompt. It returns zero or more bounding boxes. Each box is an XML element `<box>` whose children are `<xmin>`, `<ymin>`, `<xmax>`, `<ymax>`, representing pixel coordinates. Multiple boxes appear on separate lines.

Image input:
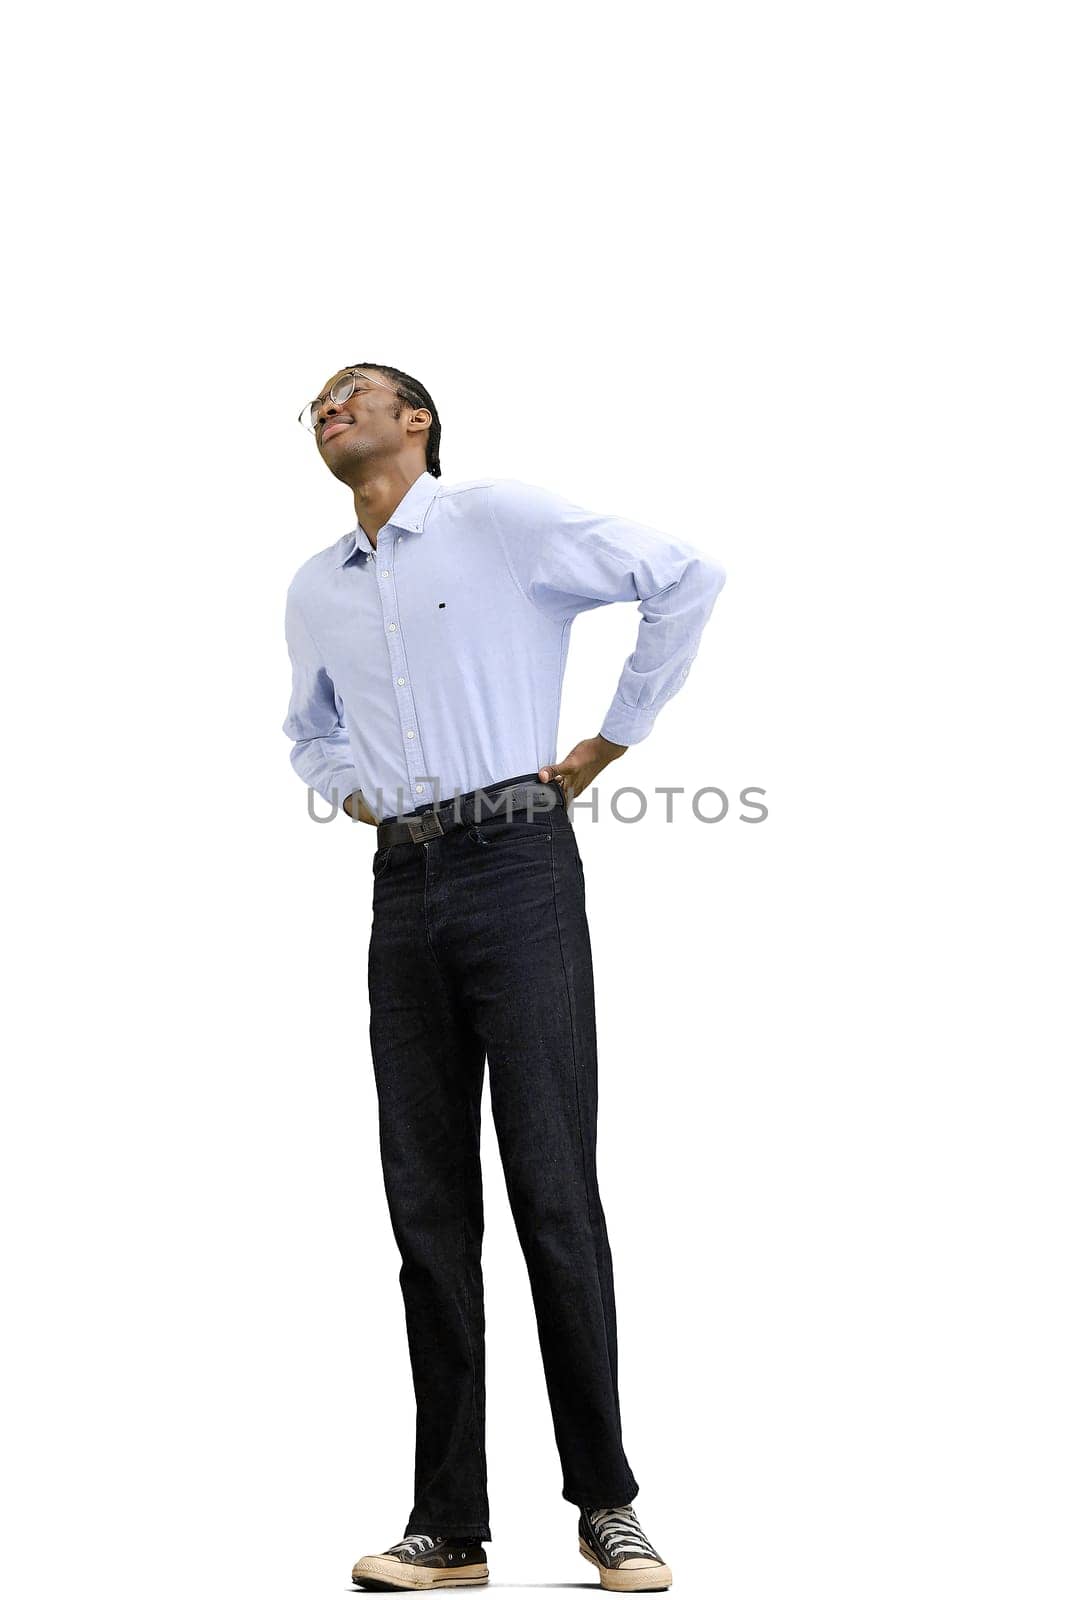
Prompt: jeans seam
<box><xmin>548</xmin><ymin>827</ymin><xmax>605</xmax><ymax>1310</ymax></box>
<box><xmin>459</xmin><ymin>1210</ymin><xmax>488</xmax><ymax>1514</ymax></box>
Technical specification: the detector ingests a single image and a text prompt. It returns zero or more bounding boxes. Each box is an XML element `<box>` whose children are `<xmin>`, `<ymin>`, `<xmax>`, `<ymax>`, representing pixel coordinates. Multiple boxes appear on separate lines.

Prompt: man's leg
<box><xmin>367</xmin><ymin>842</ymin><xmax>492</xmax><ymax>1542</ymax></box>
<box><xmin>442</xmin><ymin>804</ymin><xmax>640</xmax><ymax>1510</ymax></box>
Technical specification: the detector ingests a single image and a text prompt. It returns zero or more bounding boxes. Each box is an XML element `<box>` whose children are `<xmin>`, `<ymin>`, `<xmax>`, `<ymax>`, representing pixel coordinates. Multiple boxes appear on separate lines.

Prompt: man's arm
<box><xmin>488</xmin><ymin>478</ymin><xmax>726</xmax><ymax>792</ymax></box>
<box><xmin>282</xmin><ymin>588</ymin><xmax>363</xmax><ymax>812</ymax></box>
<box><xmin>341</xmin><ymin>792</ymin><xmax>378</xmax><ymax>823</ymax></box>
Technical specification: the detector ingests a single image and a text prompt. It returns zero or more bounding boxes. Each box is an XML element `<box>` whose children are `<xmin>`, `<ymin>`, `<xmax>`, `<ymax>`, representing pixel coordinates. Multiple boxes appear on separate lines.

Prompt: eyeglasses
<box><xmin>298</xmin><ymin>368</ymin><xmax>400</xmax><ymax>433</ymax></box>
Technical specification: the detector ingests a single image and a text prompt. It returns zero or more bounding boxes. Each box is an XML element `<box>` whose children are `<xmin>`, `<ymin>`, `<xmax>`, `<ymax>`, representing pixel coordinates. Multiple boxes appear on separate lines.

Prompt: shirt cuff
<box><xmin>599</xmin><ymin>698</ymin><xmax>658</xmax><ymax>746</ymax></box>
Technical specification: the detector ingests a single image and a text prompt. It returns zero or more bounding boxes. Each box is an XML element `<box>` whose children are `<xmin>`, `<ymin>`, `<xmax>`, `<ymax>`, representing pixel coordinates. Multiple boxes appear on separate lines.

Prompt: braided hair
<box><xmin>352</xmin><ymin>362</ymin><xmax>442</xmax><ymax>477</ymax></box>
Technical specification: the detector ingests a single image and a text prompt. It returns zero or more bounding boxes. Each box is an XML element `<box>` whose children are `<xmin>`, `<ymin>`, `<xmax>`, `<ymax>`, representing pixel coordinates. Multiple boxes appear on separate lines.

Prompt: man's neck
<box><xmin>351</xmin><ymin>463</ymin><xmax>426</xmax><ymax>546</ymax></box>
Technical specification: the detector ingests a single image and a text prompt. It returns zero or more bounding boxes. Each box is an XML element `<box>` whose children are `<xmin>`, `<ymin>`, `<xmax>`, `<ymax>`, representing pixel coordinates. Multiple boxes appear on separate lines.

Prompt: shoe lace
<box><xmin>385</xmin><ymin>1532</ymin><xmax>436</xmax><ymax>1560</ymax></box>
<box><xmin>587</xmin><ymin>1504</ymin><xmax>661</xmax><ymax>1563</ymax></box>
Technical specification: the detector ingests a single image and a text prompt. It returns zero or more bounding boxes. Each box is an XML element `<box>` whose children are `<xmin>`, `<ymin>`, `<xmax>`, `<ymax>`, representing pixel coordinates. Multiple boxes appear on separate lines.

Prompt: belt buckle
<box><xmin>407</xmin><ymin>809</ymin><xmax>444</xmax><ymax>844</ymax></box>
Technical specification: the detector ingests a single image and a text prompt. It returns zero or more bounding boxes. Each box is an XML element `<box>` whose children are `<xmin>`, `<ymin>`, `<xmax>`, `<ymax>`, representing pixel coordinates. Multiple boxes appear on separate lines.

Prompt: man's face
<box><xmin>310</xmin><ymin>367</ymin><xmax>423</xmax><ymax>481</ymax></box>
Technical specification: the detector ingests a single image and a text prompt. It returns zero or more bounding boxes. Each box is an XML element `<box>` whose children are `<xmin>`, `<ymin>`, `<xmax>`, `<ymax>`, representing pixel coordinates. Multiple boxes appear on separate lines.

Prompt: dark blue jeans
<box><xmin>367</xmin><ymin>773</ymin><xmax>640</xmax><ymax>1543</ymax></box>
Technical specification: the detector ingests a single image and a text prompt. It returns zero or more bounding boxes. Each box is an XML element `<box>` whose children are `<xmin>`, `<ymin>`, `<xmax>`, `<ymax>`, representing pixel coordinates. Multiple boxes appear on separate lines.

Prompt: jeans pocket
<box><xmin>472</xmin><ymin>816</ymin><xmax>552</xmax><ymax>844</ymax></box>
<box><xmin>371</xmin><ymin>844</ymin><xmax>393</xmax><ymax>877</ymax></box>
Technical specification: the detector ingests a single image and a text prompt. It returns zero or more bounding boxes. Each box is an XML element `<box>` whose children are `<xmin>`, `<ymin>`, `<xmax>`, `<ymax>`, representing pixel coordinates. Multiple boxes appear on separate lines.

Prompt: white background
<box><xmin>4</xmin><ymin>4</ymin><xmax>1064</xmax><ymax>1597</ymax></box>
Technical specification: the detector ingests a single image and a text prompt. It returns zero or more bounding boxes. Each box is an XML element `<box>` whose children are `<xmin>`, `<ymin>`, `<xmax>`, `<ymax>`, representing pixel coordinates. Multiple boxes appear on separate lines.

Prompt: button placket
<box><xmin>378</xmin><ymin>526</ymin><xmax>428</xmax><ymax>807</ymax></box>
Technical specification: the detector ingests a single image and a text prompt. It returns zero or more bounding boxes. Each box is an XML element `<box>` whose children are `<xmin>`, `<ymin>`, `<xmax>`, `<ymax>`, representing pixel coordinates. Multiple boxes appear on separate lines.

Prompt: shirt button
<box><xmin>396</xmin><ymin>677</ymin><xmax>406</xmax><ymax>686</ymax></box>
<box><xmin>415</xmin><ymin>784</ymin><xmax>424</xmax><ymax>794</ymax></box>
<box><xmin>381</xmin><ymin>569</ymin><xmax>390</xmax><ymax>577</ymax></box>
<box><xmin>406</xmin><ymin>730</ymin><xmax>415</xmax><ymax>739</ymax></box>
<box><xmin>387</xmin><ymin>622</ymin><xmax>397</xmax><ymax>632</ymax></box>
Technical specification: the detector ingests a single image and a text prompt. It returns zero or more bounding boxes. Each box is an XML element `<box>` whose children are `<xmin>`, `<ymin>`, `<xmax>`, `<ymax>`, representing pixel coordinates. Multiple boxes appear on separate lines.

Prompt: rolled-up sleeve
<box><xmin>489</xmin><ymin>478</ymin><xmax>726</xmax><ymax>746</ymax></box>
<box><xmin>282</xmin><ymin>587</ymin><xmax>360</xmax><ymax>807</ymax></box>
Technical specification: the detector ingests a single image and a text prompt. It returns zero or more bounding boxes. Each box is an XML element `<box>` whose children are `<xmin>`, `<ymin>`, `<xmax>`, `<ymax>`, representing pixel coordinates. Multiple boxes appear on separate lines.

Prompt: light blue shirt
<box><xmin>283</xmin><ymin>471</ymin><xmax>726</xmax><ymax>821</ymax></box>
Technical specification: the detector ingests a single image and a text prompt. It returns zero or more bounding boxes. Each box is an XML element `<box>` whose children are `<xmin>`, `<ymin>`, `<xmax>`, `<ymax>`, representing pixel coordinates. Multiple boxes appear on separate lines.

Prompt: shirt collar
<box><xmin>338</xmin><ymin>470</ymin><xmax>441</xmax><ymax>565</ymax></box>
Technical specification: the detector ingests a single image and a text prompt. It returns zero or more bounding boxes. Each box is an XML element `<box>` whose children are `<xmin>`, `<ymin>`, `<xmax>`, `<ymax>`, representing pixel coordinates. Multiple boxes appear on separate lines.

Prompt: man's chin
<box><xmin>323</xmin><ymin>437</ymin><xmax>368</xmax><ymax>483</ymax></box>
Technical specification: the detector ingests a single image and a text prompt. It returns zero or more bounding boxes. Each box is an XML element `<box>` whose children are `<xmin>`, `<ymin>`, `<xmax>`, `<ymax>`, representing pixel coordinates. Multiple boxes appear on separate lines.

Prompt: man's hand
<box><xmin>539</xmin><ymin>735</ymin><xmax>628</xmax><ymax>802</ymax></box>
<box><xmin>343</xmin><ymin>791</ymin><xmax>379</xmax><ymax>825</ymax></box>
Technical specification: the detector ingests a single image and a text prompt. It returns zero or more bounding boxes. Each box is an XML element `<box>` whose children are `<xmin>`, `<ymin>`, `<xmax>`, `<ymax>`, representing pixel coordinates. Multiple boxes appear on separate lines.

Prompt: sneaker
<box><xmin>351</xmin><ymin>1531</ymin><xmax>489</xmax><ymax>1591</ymax></box>
<box><xmin>578</xmin><ymin>1504</ymin><xmax>672</xmax><ymax>1591</ymax></box>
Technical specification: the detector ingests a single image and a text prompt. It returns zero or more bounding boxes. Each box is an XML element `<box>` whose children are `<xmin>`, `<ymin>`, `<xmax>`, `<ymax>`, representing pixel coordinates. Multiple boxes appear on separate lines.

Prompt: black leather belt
<box><xmin>378</xmin><ymin>807</ymin><xmax>450</xmax><ymax>847</ymax></box>
<box><xmin>376</xmin><ymin>775</ymin><xmax>564</xmax><ymax>847</ymax></box>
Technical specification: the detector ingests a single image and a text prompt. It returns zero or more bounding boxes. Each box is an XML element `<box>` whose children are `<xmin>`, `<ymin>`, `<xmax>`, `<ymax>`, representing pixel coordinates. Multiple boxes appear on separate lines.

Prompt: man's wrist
<box><xmin>595</xmin><ymin>733</ymin><xmax>628</xmax><ymax>760</ymax></box>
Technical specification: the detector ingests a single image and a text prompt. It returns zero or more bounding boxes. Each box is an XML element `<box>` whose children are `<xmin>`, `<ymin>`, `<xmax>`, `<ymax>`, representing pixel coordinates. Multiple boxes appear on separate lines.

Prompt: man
<box><xmin>283</xmin><ymin>363</ymin><xmax>726</xmax><ymax>1593</ymax></box>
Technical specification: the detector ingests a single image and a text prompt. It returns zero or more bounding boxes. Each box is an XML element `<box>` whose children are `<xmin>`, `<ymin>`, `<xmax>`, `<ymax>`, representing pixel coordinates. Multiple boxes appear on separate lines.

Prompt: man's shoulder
<box><xmin>435</xmin><ymin>475</ymin><xmax>560</xmax><ymax>520</ymax></box>
<box><xmin>432</xmin><ymin>475</ymin><xmax>501</xmax><ymax>507</ymax></box>
<box><xmin>285</xmin><ymin>532</ymin><xmax>353</xmax><ymax>607</ymax></box>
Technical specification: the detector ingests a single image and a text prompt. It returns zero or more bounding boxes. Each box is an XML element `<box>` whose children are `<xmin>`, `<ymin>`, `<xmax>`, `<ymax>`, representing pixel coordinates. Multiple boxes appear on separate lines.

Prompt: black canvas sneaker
<box><xmin>351</xmin><ymin>1531</ymin><xmax>489</xmax><ymax>1590</ymax></box>
<box><xmin>578</xmin><ymin>1504</ymin><xmax>672</xmax><ymax>1591</ymax></box>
